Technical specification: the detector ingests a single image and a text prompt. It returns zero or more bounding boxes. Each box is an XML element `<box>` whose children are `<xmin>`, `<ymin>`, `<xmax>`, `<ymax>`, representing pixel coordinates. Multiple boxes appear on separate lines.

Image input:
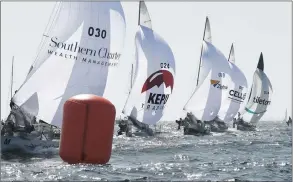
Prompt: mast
<box><xmin>121</xmin><ymin>63</ymin><xmax>134</xmax><ymax>114</ymax></box>
<box><xmin>122</xmin><ymin>2</ymin><xmax>141</xmax><ymax>115</ymax></box>
<box><xmin>195</xmin><ymin>16</ymin><xmax>209</xmax><ymax>87</ymax></box>
<box><xmin>138</xmin><ymin>1</ymin><xmax>141</xmax><ymax>26</ymax></box>
<box><xmin>131</xmin><ymin>63</ymin><xmax>133</xmax><ymax>88</ymax></box>
<box><xmin>10</xmin><ymin>56</ymin><xmax>14</xmax><ymax>99</ymax></box>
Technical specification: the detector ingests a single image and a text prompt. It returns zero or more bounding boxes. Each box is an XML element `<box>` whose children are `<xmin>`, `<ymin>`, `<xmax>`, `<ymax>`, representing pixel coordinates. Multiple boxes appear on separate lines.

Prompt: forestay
<box><xmin>184</xmin><ymin>41</ymin><xmax>231</xmax><ymax>121</ymax></box>
<box><xmin>12</xmin><ymin>2</ymin><xmax>126</xmax><ymax>127</ymax></box>
<box><xmin>217</xmin><ymin>44</ymin><xmax>248</xmax><ymax>123</ymax></box>
<box><xmin>122</xmin><ymin>2</ymin><xmax>176</xmax><ymax>125</ymax></box>
<box><xmin>241</xmin><ymin>53</ymin><xmax>273</xmax><ymax>124</ymax></box>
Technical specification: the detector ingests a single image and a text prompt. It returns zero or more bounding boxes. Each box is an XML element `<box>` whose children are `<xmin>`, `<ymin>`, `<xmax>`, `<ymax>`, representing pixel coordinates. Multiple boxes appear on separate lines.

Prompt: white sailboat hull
<box><xmin>1</xmin><ymin>136</ymin><xmax>59</xmax><ymax>152</ymax></box>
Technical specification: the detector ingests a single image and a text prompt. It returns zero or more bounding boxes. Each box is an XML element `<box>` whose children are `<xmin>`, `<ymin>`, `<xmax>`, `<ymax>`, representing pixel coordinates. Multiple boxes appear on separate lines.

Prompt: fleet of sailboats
<box><xmin>1</xmin><ymin>1</ymin><xmax>284</xmax><ymax>152</ymax></box>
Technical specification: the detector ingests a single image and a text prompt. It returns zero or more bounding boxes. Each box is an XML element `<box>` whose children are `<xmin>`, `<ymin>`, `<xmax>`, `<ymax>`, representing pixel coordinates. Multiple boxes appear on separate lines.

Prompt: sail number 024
<box><xmin>160</xmin><ymin>63</ymin><xmax>170</xmax><ymax>69</ymax></box>
<box><xmin>88</xmin><ymin>27</ymin><xmax>107</xmax><ymax>39</ymax></box>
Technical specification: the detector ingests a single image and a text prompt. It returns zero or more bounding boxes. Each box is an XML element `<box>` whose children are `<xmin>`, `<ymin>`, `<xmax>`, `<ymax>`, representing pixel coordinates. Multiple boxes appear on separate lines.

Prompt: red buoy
<box><xmin>59</xmin><ymin>94</ymin><xmax>116</xmax><ymax>164</ymax></box>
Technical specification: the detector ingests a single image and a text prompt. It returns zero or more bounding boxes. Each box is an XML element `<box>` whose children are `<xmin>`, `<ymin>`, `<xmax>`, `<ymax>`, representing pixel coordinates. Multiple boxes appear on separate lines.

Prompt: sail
<box><xmin>122</xmin><ymin>26</ymin><xmax>176</xmax><ymax>125</ymax></box>
<box><xmin>12</xmin><ymin>2</ymin><xmax>126</xmax><ymax>127</ymax></box>
<box><xmin>217</xmin><ymin>45</ymin><xmax>248</xmax><ymax>122</ymax></box>
<box><xmin>194</xmin><ymin>17</ymin><xmax>213</xmax><ymax>90</ymax></box>
<box><xmin>241</xmin><ymin>53</ymin><xmax>273</xmax><ymax>124</ymax></box>
<box><xmin>138</xmin><ymin>1</ymin><xmax>152</xmax><ymax>29</ymax></box>
<box><xmin>184</xmin><ymin>41</ymin><xmax>231</xmax><ymax>121</ymax></box>
<box><xmin>203</xmin><ymin>17</ymin><xmax>212</xmax><ymax>44</ymax></box>
<box><xmin>283</xmin><ymin>109</ymin><xmax>288</xmax><ymax>122</ymax></box>
<box><xmin>228</xmin><ymin>43</ymin><xmax>235</xmax><ymax>64</ymax></box>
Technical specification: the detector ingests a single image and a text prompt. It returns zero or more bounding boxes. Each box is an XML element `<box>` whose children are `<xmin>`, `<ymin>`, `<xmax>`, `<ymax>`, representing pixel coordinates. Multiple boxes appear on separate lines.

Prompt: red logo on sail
<box><xmin>141</xmin><ymin>70</ymin><xmax>174</xmax><ymax>93</ymax></box>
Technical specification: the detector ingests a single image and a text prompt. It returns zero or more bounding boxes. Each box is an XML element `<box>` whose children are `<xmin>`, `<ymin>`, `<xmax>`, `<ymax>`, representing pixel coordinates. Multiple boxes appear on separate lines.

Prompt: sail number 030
<box><xmin>88</xmin><ymin>27</ymin><xmax>107</xmax><ymax>39</ymax></box>
<box><xmin>160</xmin><ymin>63</ymin><xmax>170</xmax><ymax>69</ymax></box>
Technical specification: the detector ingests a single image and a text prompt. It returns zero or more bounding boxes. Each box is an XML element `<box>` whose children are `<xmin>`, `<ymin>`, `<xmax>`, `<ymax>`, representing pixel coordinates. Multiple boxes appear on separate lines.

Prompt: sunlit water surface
<box><xmin>1</xmin><ymin>121</ymin><xmax>291</xmax><ymax>181</ymax></box>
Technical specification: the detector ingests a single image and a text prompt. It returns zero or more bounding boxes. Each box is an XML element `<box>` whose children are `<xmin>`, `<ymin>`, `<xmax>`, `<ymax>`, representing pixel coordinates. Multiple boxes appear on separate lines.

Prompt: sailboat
<box><xmin>283</xmin><ymin>109</ymin><xmax>292</xmax><ymax>126</ymax></box>
<box><xmin>236</xmin><ymin>53</ymin><xmax>273</xmax><ymax>131</ymax></box>
<box><xmin>116</xmin><ymin>63</ymin><xmax>134</xmax><ymax>136</ymax></box>
<box><xmin>121</xmin><ymin>1</ymin><xmax>176</xmax><ymax>137</ymax></box>
<box><xmin>212</xmin><ymin>44</ymin><xmax>248</xmax><ymax>132</ymax></box>
<box><xmin>287</xmin><ymin>116</ymin><xmax>292</xmax><ymax>126</ymax></box>
<box><xmin>182</xmin><ymin>17</ymin><xmax>231</xmax><ymax>135</ymax></box>
<box><xmin>1</xmin><ymin>2</ymin><xmax>126</xmax><ymax>152</ymax></box>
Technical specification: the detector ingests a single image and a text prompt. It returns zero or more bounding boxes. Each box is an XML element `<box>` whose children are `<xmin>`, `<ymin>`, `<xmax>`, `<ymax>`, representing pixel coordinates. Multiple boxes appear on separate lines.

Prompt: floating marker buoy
<box><xmin>59</xmin><ymin>94</ymin><xmax>116</xmax><ymax>164</ymax></box>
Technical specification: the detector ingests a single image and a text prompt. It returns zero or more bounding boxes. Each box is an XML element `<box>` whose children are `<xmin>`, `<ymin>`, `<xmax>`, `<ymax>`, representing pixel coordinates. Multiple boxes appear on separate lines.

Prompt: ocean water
<box><xmin>1</xmin><ymin>121</ymin><xmax>292</xmax><ymax>181</ymax></box>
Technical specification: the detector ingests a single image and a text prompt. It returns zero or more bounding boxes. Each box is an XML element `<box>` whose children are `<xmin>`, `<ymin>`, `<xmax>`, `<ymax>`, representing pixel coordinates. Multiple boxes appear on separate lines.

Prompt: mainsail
<box><xmin>138</xmin><ymin>1</ymin><xmax>152</xmax><ymax>29</ymax></box>
<box><xmin>196</xmin><ymin>17</ymin><xmax>212</xmax><ymax>88</ymax></box>
<box><xmin>122</xmin><ymin>1</ymin><xmax>176</xmax><ymax>125</ymax></box>
<box><xmin>217</xmin><ymin>44</ymin><xmax>248</xmax><ymax>123</ymax></box>
<box><xmin>283</xmin><ymin>109</ymin><xmax>288</xmax><ymax>122</ymax></box>
<box><xmin>183</xmin><ymin>17</ymin><xmax>231</xmax><ymax>121</ymax></box>
<box><xmin>241</xmin><ymin>53</ymin><xmax>273</xmax><ymax>124</ymax></box>
<box><xmin>12</xmin><ymin>2</ymin><xmax>126</xmax><ymax>128</ymax></box>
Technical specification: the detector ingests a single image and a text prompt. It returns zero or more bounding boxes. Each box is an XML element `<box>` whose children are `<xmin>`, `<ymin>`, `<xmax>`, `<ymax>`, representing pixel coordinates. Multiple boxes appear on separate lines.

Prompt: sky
<box><xmin>1</xmin><ymin>2</ymin><xmax>292</xmax><ymax>122</ymax></box>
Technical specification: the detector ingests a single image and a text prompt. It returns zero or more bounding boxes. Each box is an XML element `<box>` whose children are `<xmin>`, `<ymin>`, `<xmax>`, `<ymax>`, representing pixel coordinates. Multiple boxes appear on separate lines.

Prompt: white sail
<box><xmin>184</xmin><ymin>41</ymin><xmax>231</xmax><ymax>121</ymax></box>
<box><xmin>217</xmin><ymin>45</ymin><xmax>248</xmax><ymax>123</ymax></box>
<box><xmin>122</xmin><ymin>3</ymin><xmax>175</xmax><ymax>125</ymax></box>
<box><xmin>228</xmin><ymin>43</ymin><xmax>235</xmax><ymax>64</ymax></box>
<box><xmin>138</xmin><ymin>1</ymin><xmax>152</xmax><ymax>29</ymax></box>
<box><xmin>194</xmin><ymin>16</ymin><xmax>212</xmax><ymax>90</ymax></box>
<box><xmin>283</xmin><ymin>109</ymin><xmax>288</xmax><ymax>122</ymax></box>
<box><xmin>204</xmin><ymin>17</ymin><xmax>212</xmax><ymax>44</ymax></box>
<box><xmin>241</xmin><ymin>53</ymin><xmax>273</xmax><ymax>124</ymax></box>
<box><xmin>12</xmin><ymin>2</ymin><xmax>126</xmax><ymax>127</ymax></box>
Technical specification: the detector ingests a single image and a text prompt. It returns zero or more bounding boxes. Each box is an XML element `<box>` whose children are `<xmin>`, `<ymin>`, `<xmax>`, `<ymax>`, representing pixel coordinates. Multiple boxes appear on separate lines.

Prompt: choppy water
<box><xmin>1</xmin><ymin>121</ymin><xmax>292</xmax><ymax>181</ymax></box>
